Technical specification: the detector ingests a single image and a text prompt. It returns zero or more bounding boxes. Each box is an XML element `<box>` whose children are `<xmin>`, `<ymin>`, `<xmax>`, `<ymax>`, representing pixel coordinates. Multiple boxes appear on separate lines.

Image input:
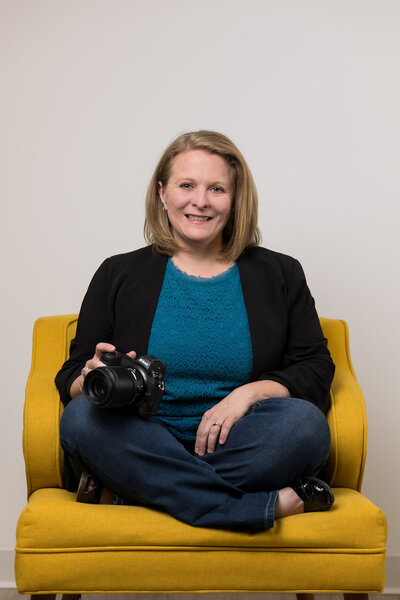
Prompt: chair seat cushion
<box><xmin>15</xmin><ymin>487</ymin><xmax>387</xmax><ymax>594</ymax></box>
<box><xmin>17</xmin><ymin>487</ymin><xmax>386</xmax><ymax>550</ymax></box>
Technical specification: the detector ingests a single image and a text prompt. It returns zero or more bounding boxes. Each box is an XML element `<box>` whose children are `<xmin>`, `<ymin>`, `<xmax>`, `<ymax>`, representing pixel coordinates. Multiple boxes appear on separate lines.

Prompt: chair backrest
<box><xmin>23</xmin><ymin>315</ymin><xmax>367</xmax><ymax>497</ymax></box>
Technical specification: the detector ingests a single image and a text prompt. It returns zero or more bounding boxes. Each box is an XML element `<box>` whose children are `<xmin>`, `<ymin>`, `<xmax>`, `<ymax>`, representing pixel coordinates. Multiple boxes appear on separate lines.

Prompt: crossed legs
<box><xmin>60</xmin><ymin>395</ymin><xmax>331</xmax><ymax>530</ymax></box>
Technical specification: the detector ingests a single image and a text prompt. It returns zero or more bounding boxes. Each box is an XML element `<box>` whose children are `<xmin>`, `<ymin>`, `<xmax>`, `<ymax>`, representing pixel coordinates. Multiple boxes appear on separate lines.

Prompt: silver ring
<box><xmin>212</xmin><ymin>422</ymin><xmax>222</xmax><ymax>427</ymax></box>
<box><xmin>81</xmin><ymin>367</ymin><xmax>89</xmax><ymax>378</ymax></box>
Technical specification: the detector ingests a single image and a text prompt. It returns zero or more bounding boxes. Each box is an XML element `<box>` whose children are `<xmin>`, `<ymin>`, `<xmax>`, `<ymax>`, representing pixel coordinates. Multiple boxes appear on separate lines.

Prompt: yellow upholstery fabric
<box><xmin>15</xmin><ymin>315</ymin><xmax>387</xmax><ymax>594</ymax></box>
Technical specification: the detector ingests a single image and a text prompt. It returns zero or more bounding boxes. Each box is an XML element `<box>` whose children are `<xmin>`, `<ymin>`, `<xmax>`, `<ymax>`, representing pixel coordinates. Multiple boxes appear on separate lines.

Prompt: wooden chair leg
<box><xmin>296</xmin><ymin>594</ymin><xmax>315</xmax><ymax>600</ymax></box>
<box><xmin>344</xmin><ymin>595</ymin><xmax>369</xmax><ymax>600</ymax></box>
<box><xmin>29</xmin><ymin>595</ymin><xmax>81</xmax><ymax>600</ymax></box>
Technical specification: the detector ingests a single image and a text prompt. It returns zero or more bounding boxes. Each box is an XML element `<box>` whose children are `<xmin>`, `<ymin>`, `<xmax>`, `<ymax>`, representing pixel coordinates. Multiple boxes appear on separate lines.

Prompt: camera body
<box><xmin>83</xmin><ymin>351</ymin><xmax>166</xmax><ymax>416</ymax></box>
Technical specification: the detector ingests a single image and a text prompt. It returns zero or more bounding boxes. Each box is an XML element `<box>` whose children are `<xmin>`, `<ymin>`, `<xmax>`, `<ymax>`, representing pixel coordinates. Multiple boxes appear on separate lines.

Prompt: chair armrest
<box><xmin>24</xmin><ymin>315</ymin><xmax>78</xmax><ymax>496</ymax></box>
<box><xmin>320</xmin><ymin>318</ymin><xmax>367</xmax><ymax>491</ymax></box>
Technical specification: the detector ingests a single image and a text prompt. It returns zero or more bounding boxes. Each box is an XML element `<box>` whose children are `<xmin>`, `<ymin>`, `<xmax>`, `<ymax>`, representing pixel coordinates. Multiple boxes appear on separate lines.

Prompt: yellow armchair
<box><xmin>15</xmin><ymin>315</ymin><xmax>387</xmax><ymax>598</ymax></box>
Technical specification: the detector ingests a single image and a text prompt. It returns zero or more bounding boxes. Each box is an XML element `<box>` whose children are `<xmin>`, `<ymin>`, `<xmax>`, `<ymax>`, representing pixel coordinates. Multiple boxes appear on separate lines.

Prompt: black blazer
<box><xmin>55</xmin><ymin>245</ymin><xmax>335</xmax><ymax>413</ymax></box>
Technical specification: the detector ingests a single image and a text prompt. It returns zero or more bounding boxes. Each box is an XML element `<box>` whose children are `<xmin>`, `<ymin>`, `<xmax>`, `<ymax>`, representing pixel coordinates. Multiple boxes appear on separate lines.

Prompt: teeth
<box><xmin>187</xmin><ymin>215</ymin><xmax>209</xmax><ymax>221</ymax></box>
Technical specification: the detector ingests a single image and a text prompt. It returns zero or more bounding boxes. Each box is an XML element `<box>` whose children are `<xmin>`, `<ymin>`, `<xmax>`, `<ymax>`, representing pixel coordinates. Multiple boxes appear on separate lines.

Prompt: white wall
<box><xmin>1</xmin><ymin>0</ymin><xmax>399</xmax><ymax>590</ymax></box>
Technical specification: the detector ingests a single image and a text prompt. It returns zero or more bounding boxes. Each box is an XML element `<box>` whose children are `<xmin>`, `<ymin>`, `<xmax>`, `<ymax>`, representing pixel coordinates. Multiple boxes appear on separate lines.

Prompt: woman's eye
<box><xmin>180</xmin><ymin>183</ymin><xmax>192</xmax><ymax>189</ymax></box>
<box><xmin>211</xmin><ymin>186</ymin><xmax>224</xmax><ymax>193</ymax></box>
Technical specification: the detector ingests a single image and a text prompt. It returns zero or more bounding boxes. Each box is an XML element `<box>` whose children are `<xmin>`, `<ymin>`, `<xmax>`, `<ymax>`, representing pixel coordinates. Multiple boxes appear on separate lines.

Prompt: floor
<box><xmin>1</xmin><ymin>593</ymin><xmax>399</xmax><ymax>600</ymax></box>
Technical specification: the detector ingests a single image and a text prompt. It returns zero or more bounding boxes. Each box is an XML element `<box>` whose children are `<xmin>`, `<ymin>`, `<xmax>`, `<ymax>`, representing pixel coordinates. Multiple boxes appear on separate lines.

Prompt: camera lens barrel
<box><xmin>83</xmin><ymin>366</ymin><xmax>143</xmax><ymax>408</ymax></box>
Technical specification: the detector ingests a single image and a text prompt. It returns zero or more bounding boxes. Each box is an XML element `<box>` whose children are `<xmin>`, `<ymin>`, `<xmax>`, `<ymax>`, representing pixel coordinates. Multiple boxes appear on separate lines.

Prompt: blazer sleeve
<box><xmin>55</xmin><ymin>259</ymin><xmax>114</xmax><ymax>406</ymax></box>
<box><xmin>257</xmin><ymin>259</ymin><xmax>335</xmax><ymax>413</ymax></box>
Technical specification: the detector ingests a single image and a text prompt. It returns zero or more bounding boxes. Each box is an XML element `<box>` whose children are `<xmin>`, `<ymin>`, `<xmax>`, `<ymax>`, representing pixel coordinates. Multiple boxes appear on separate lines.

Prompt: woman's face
<box><xmin>158</xmin><ymin>149</ymin><xmax>233</xmax><ymax>255</ymax></box>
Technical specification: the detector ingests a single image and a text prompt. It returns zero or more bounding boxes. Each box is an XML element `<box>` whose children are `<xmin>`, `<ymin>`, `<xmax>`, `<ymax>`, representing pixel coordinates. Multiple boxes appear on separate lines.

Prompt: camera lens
<box><xmin>83</xmin><ymin>366</ymin><xmax>143</xmax><ymax>408</ymax></box>
<box><xmin>91</xmin><ymin>376</ymin><xmax>109</xmax><ymax>402</ymax></box>
<box><xmin>83</xmin><ymin>368</ymin><xmax>114</xmax><ymax>407</ymax></box>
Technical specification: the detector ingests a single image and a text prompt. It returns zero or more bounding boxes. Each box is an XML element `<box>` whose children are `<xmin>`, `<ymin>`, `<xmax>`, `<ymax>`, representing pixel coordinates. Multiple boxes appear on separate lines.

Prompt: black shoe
<box><xmin>292</xmin><ymin>476</ymin><xmax>334</xmax><ymax>512</ymax></box>
<box><xmin>76</xmin><ymin>471</ymin><xmax>102</xmax><ymax>504</ymax></box>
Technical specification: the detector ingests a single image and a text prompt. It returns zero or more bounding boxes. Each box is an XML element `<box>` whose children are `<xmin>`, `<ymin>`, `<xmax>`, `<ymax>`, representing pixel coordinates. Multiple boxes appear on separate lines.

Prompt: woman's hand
<box><xmin>70</xmin><ymin>343</ymin><xmax>136</xmax><ymax>399</ymax></box>
<box><xmin>194</xmin><ymin>380</ymin><xmax>290</xmax><ymax>456</ymax></box>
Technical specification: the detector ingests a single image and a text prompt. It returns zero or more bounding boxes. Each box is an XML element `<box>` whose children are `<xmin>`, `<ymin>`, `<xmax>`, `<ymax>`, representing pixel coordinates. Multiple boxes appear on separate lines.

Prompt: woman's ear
<box><xmin>158</xmin><ymin>181</ymin><xmax>166</xmax><ymax>209</ymax></box>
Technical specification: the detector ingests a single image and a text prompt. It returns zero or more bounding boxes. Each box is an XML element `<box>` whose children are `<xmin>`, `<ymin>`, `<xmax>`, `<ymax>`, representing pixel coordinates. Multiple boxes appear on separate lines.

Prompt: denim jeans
<box><xmin>60</xmin><ymin>395</ymin><xmax>331</xmax><ymax>531</ymax></box>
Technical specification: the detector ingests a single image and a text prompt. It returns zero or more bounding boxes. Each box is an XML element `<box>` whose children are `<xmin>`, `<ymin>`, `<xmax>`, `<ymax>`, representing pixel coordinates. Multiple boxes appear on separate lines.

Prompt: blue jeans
<box><xmin>60</xmin><ymin>395</ymin><xmax>331</xmax><ymax>530</ymax></box>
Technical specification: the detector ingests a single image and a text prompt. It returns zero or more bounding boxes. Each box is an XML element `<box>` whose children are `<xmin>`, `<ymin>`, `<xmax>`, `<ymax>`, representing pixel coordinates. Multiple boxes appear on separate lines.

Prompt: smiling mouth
<box><xmin>186</xmin><ymin>215</ymin><xmax>211</xmax><ymax>221</ymax></box>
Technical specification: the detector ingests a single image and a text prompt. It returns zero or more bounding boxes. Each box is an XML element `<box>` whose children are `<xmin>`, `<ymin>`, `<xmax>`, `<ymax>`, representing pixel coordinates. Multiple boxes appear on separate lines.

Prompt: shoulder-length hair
<box><xmin>144</xmin><ymin>130</ymin><xmax>261</xmax><ymax>262</ymax></box>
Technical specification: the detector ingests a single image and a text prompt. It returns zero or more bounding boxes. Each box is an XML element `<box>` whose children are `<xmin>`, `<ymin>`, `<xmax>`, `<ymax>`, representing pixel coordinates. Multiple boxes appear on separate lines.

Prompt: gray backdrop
<box><xmin>1</xmin><ymin>0</ymin><xmax>399</xmax><ymax>589</ymax></box>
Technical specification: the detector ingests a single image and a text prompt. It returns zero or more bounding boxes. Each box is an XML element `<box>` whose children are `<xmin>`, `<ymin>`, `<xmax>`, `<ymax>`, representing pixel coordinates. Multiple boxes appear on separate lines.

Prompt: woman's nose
<box><xmin>191</xmin><ymin>187</ymin><xmax>209</xmax><ymax>208</ymax></box>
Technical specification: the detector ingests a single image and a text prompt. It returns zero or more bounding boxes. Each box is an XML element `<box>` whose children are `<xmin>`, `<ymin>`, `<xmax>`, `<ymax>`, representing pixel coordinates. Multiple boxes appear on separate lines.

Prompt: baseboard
<box><xmin>384</xmin><ymin>554</ymin><xmax>400</xmax><ymax>593</ymax></box>
<box><xmin>0</xmin><ymin>549</ymin><xmax>15</xmax><ymax>588</ymax></box>
<box><xmin>1</xmin><ymin>548</ymin><xmax>399</xmax><ymax>592</ymax></box>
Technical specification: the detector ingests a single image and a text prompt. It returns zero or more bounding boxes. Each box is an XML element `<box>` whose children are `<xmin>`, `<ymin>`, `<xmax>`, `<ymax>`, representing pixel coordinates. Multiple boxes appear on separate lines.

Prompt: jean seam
<box><xmin>264</xmin><ymin>495</ymin><xmax>270</xmax><ymax>528</ymax></box>
<box><xmin>265</xmin><ymin>490</ymin><xmax>277</xmax><ymax>528</ymax></box>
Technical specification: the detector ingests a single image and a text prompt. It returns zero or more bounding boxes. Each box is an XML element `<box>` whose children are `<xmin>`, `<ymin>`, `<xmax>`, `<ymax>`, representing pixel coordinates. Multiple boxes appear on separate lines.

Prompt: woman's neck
<box><xmin>171</xmin><ymin>250</ymin><xmax>234</xmax><ymax>278</ymax></box>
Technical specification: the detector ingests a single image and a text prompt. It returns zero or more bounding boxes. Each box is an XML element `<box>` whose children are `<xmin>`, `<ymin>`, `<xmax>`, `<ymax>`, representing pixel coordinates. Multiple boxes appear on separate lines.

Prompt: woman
<box><xmin>57</xmin><ymin>130</ymin><xmax>335</xmax><ymax>530</ymax></box>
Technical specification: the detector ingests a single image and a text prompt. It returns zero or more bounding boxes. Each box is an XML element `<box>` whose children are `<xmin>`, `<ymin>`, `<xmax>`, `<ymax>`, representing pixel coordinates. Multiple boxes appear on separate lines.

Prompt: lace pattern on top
<box><xmin>148</xmin><ymin>259</ymin><xmax>253</xmax><ymax>441</ymax></box>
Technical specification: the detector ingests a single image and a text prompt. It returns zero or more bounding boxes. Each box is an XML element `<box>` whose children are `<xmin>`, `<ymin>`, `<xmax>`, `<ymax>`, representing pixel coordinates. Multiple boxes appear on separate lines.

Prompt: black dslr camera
<box><xmin>83</xmin><ymin>351</ymin><xmax>166</xmax><ymax>416</ymax></box>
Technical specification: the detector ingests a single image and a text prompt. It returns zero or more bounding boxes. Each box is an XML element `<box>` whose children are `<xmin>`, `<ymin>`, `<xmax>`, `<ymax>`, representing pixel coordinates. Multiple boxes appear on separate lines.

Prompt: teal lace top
<box><xmin>148</xmin><ymin>259</ymin><xmax>253</xmax><ymax>441</ymax></box>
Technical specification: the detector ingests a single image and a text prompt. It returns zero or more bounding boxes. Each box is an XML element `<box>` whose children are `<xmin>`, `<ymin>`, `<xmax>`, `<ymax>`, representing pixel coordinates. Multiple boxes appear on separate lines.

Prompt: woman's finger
<box><xmin>218</xmin><ymin>416</ymin><xmax>236</xmax><ymax>445</ymax></box>
<box><xmin>206</xmin><ymin>421</ymin><xmax>223</xmax><ymax>454</ymax></box>
<box><xmin>195</xmin><ymin>429</ymin><xmax>208</xmax><ymax>456</ymax></box>
<box><xmin>195</xmin><ymin>412</ymin><xmax>215</xmax><ymax>455</ymax></box>
<box><xmin>195</xmin><ymin>413</ymin><xmax>226</xmax><ymax>455</ymax></box>
<box><xmin>94</xmin><ymin>342</ymin><xmax>116</xmax><ymax>360</ymax></box>
<box><xmin>80</xmin><ymin>343</ymin><xmax>116</xmax><ymax>380</ymax></box>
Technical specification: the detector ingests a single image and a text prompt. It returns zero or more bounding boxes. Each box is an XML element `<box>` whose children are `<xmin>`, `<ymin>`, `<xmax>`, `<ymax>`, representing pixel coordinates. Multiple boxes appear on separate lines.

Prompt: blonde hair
<box><xmin>144</xmin><ymin>130</ymin><xmax>261</xmax><ymax>262</ymax></box>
